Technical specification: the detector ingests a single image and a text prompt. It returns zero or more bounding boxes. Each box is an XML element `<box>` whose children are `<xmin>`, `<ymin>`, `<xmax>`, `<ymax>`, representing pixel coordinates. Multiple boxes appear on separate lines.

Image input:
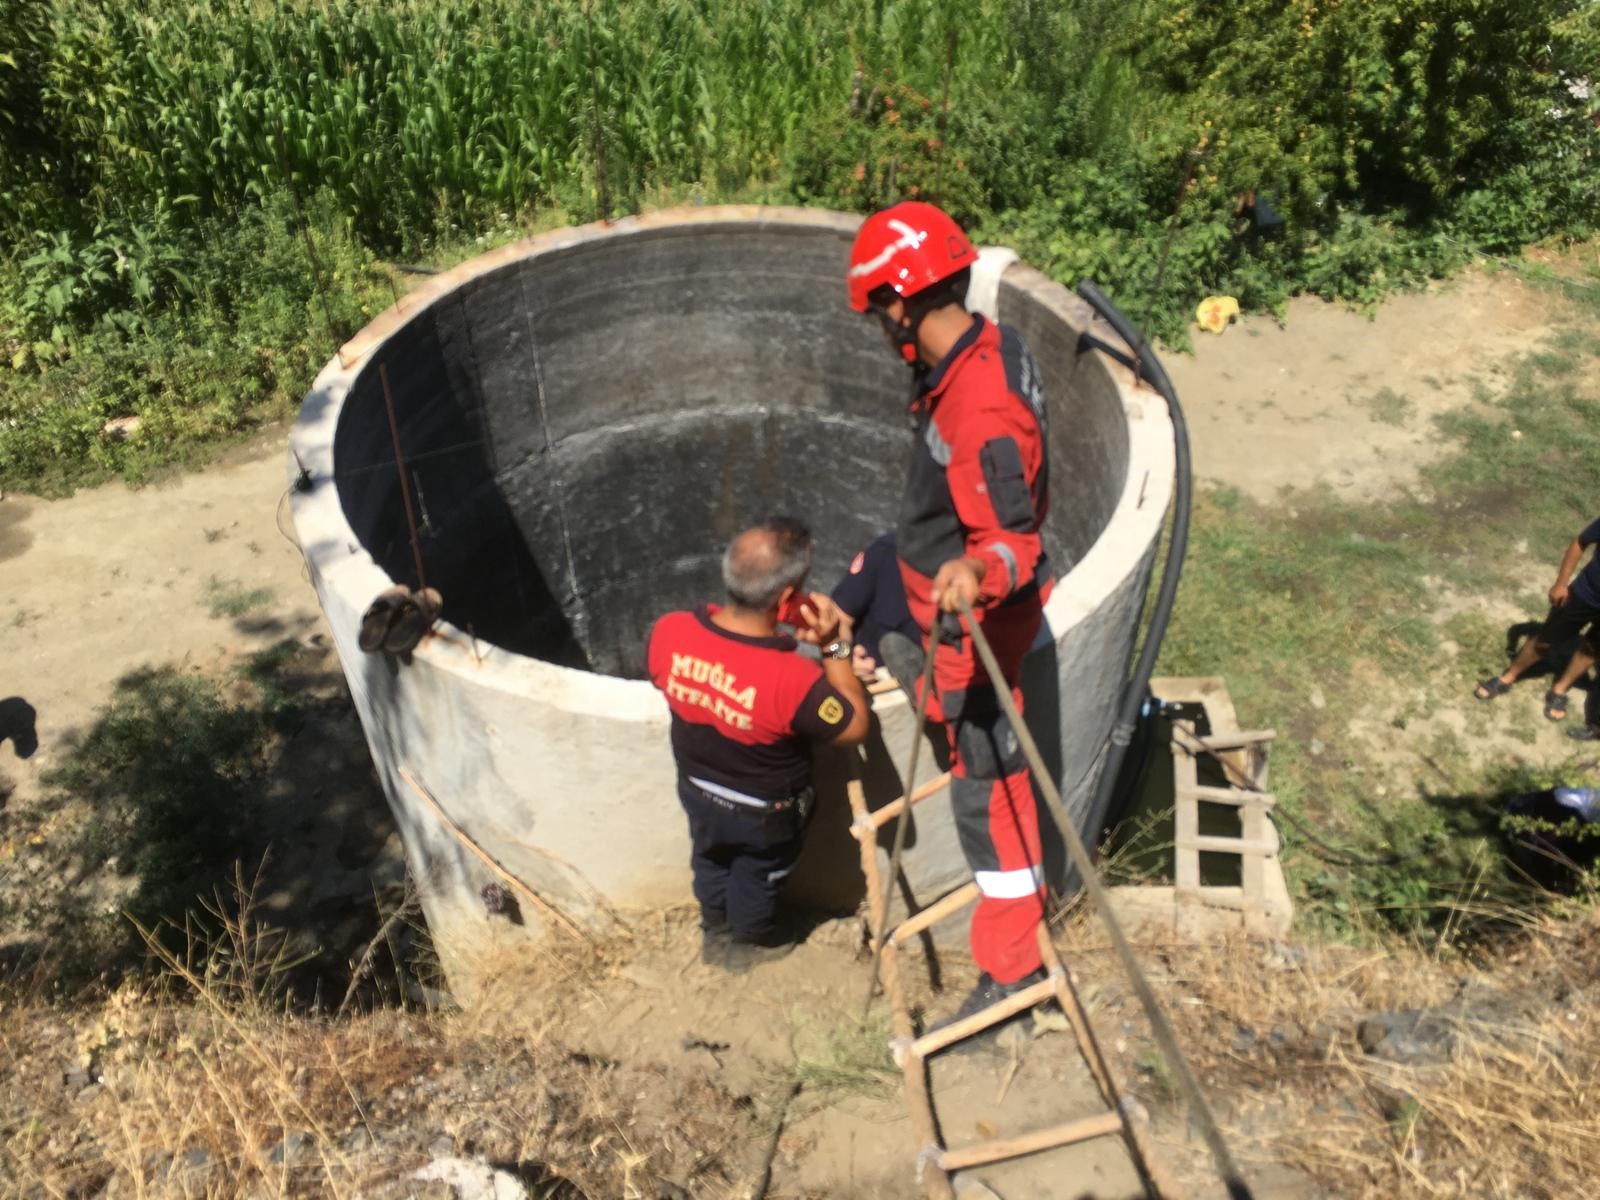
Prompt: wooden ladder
<box><xmin>845</xmin><ymin>769</ymin><xmax>1184</xmax><ymax>1200</ymax></box>
<box><xmin>1168</xmin><ymin>723</ymin><xmax>1290</xmax><ymax>938</ymax></box>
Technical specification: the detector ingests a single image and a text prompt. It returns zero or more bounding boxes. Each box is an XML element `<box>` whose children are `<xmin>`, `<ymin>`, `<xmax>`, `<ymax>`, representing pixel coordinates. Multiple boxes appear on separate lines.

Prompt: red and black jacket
<box><xmin>646</xmin><ymin>607</ymin><xmax>856</xmax><ymax>802</ymax></box>
<box><xmin>896</xmin><ymin>315</ymin><xmax>1049</xmax><ymax>627</ymax></box>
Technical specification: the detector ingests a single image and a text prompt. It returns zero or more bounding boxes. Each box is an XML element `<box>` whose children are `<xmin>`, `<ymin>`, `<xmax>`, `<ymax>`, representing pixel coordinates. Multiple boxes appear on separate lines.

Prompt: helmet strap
<box><xmin>870</xmin><ymin>301</ymin><xmax>925</xmax><ymax>368</ymax></box>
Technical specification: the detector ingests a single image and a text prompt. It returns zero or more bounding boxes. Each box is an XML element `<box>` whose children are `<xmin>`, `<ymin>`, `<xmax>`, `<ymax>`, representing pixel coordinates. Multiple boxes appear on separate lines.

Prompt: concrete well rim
<box><xmin>288</xmin><ymin>204</ymin><xmax>1175</xmax><ymax>725</ymax></box>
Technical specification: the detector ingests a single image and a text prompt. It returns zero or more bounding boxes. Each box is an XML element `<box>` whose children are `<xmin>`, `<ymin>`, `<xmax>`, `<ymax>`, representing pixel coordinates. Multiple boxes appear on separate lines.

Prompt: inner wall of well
<box><xmin>334</xmin><ymin>222</ymin><xmax>1130</xmax><ymax>677</ymax></box>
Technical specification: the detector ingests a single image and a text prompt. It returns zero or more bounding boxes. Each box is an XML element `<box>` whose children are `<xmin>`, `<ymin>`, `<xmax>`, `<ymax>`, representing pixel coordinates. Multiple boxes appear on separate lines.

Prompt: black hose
<box><xmin>1075</xmin><ymin>281</ymin><xmax>1193</xmax><ymax>856</ymax></box>
<box><xmin>1075</xmin><ymin>281</ymin><xmax>1255</xmax><ymax>1200</ymax></box>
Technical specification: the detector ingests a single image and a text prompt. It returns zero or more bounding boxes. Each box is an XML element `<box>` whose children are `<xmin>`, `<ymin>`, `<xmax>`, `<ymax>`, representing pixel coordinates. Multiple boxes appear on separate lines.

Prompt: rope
<box><xmin>397</xmin><ymin>763</ymin><xmax>588</xmax><ymax>942</ymax></box>
<box><xmin>957</xmin><ymin>595</ymin><xmax>1254</xmax><ymax>1200</ymax></box>
<box><xmin>863</xmin><ymin>616</ymin><xmax>944</xmax><ymax>1017</ymax></box>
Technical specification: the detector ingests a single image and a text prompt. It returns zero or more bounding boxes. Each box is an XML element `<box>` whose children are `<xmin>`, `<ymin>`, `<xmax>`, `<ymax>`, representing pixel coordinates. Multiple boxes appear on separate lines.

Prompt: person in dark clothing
<box><xmin>1475</xmin><ymin>516</ymin><xmax>1600</xmax><ymax>724</ymax></box>
<box><xmin>831</xmin><ymin>531</ymin><xmax>923</xmax><ymax>682</ymax></box>
<box><xmin>847</xmin><ymin>200</ymin><xmax>1051</xmax><ymax>1032</ymax></box>
<box><xmin>646</xmin><ymin>517</ymin><xmax>871</xmax><ymax>970</ymax></box>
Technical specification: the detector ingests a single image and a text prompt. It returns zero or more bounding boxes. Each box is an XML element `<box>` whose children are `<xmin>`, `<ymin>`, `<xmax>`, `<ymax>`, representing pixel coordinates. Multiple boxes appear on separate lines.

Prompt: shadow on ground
<box><xmin>0</xmin><ymin>635</ymin><xmax>415</xmax><ymax>1006</ymax></box>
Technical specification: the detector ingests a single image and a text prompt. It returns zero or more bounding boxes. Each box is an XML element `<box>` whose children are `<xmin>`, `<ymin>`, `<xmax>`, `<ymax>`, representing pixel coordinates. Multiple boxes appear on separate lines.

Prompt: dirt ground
<box><xmin>0</xmin><ymin>435</ymin><xmax>328</xmax><ymax>813</ymax></box>
<box><xmin>1165</xmin><ymin>267</ymin><xmax>1562</xmax><ymax>502</ymax></box>
<box><xmin>0</xmin><ymin>259</ymin><xmax>1592</xmax><ymax>1199</ymax></box>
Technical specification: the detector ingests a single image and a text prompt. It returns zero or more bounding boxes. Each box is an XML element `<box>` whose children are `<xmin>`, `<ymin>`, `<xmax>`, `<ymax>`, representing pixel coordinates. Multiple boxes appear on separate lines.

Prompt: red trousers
<box><xmin>920</xmin><ymin>599</ymin><xmax>1046</xmax><ymax>984</ymax></box>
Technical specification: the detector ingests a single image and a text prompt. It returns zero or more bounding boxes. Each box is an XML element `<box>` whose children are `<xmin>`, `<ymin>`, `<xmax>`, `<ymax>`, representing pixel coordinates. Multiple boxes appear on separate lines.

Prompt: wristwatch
<box><xmin>820</xmin><ymin>639</ymin><xmax>852</xmax><ymax>661</ymax></box>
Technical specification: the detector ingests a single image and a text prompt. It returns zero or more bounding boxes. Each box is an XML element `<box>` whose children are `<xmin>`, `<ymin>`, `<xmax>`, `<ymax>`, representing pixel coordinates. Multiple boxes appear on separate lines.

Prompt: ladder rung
<box><xmin>1188</xmin><ymin>729</ymin><xmax>1276</xmax><ymax>750</ymax></box>
<box><xmin>890</xmin><ymin>882</ymin><xmax>980</xmax><ymax>945</ymax></box>
<box><xmin>1175</xmin><ymin>833</ymin><xmax>1279</xmax><ymax>856</ymax></box>
<box><xmin>912</xmin><ymin>976</ymin><xmax>1057</xmax><ymax>1059</ymax></box>
<box><xmin>867</xmin><ymin>771</ymin><xmax>953</xmax><ymax>829</ymax></box>
<box><xmin>1177</xmin><ymin>784</ymin><xmax>1275</xmax><ymax>808</ymax></box>
<box><xmin>936</xmin><ymin>1111</ymin><xmax>1125</xmax><ymax>1171</ymax></box>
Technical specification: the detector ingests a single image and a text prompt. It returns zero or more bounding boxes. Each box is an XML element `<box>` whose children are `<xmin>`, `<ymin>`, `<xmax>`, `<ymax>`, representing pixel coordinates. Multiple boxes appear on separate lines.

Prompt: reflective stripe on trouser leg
<box><xmin>961</xmin><ymin>769</ymin><xmax>1045</xmax><ymax>982</ymax></box>
<box><xmin>949</xmin><ymin>706</ymin><xmax>1046</xmax><ymax>984</ymax></box>
<box><xmin>929</xmin><ymin>601</ymin><xmax>1047</xmax><ymax>982</ymax></box>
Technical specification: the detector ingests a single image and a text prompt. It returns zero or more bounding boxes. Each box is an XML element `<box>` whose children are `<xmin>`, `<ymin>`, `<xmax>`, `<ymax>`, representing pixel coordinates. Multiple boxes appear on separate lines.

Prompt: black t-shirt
<box><xmin>831</xmin><ymin>531</ymin><xmax>921</xmax><ymax>664</ymax></box>
<box><xmin>1572</xmin><ymin>517</ymin><xmax>1600</xmax><ymax>608</ymax></box>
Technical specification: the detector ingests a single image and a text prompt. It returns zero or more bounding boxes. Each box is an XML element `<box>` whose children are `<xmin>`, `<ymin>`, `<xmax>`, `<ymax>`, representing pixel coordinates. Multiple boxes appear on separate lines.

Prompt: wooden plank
<box><xmin>1176</xmin><ymin>783</ymin><xmax>1276</xmax><ymax>809</ymax></box>
<box><xmin>911</xmin><ymin>978</ymin><xmax>1057</xmax><ymax>1059</ymax></box>
<box><xmin>1174</xmin><ymin>833</ymin><xmax>1279</xmax><ymax>857</ymax></box>
<box><xmin>887</xmin><ymin>944</ymin><xmax>953</xmax><ymax>1200</ymax></box>
<box><xmin>1171</xmin><ymin>742</ymin><xmax>1201</xmax><ymax>896</ymax></box>
<box><xmin>1037</xmin><ymin>929</ymin><xmax>1115</xmax><ymax>1104</ymax></box>
<box><xmin>1239</xmin><ymin>798</ymin><xmax>1268</xmax><ymax>930</ymax></box>
<box><xmin>868</xmin><ymin>772</ymin><xmax>954</xmax><ymax>829</ymax></box>
<box><xmin>892</xmin><ymin>882</ymin><xmax>980</xmax><ymax>945</ymax></box>
<box><xmin>936</xmin><ymin>1112</ymin><xmax>1124</xmax><ymax>1171</ymax></box>
<box><xmin>846</xmin><ymin>775</ymin><xmax>954</xmax><ymax>1200</ymax></box>
<box><xmin>1189</xmin><ymin>729</ymin><xmax>1276</xmax><ymax>750</ymax></box>
<box><xmin>1037</xmin><ymin>928</ymin><xmax>1188</xmax><ymax>1199</ymax></box>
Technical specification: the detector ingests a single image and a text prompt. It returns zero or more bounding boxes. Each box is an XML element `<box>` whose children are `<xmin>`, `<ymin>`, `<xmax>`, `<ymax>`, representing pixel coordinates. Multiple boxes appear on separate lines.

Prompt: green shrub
<box><xmin>0</xmin><ymin>0</ymin><xmax>1594</xmax><ymax>489</ymax></box>
<box><xmin>0</xmin><ymin>191</ymin><xmax>389</xmax><ymax>492</ymax></box>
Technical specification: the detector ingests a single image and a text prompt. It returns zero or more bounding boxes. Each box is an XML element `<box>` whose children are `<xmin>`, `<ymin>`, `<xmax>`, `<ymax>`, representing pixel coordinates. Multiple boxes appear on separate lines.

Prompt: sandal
<box><xmin>358</xmin><ymin>584</ymin><xmax>411</xmax><ymax>652</ymax></box>
<box><xmin>1473</xmin><ymin>677</ymin><xmax>1512</xmax><ymax>702</ymax></box>
<box><xmin>1544</xmin><ymin>689</ymin><xmax>1569</xmax><ymax>721</ymax></box>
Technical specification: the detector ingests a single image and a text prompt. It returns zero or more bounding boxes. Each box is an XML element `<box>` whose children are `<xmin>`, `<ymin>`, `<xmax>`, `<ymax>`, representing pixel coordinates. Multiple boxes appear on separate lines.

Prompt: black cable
<box><xmin>1272</xmin><ymin>805</ymin><xmax>1406</xmax><ymax>868</ymax></box>
<box><xmin>1168</xmin><ymin>722</ymin><xmax>1407</xmax><ymax>868</ymax></box>
<box><xmin>1075</xmin><ymin>279</ymin><xmax>1254</xmax><ymax>1200</ymax></box>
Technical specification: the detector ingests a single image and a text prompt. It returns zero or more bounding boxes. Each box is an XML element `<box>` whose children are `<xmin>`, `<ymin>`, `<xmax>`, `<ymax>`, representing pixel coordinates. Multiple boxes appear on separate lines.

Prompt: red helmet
<box><xmin>847</xmin><ymin>201</ymin><xmax>976</xmax><ymax>313</ymax></box>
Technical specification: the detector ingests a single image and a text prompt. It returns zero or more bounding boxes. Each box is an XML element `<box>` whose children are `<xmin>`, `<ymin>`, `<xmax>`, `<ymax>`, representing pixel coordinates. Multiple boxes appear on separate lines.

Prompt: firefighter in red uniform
<box><xmin>847</xmin><ymin>201</ymin><xmax>1051</xmax><ymax>1025</ymax></box>
<box><xmin>647</xmin><ymin>517</ymin><xmax>871</xmax><ymax>971</ymax></box>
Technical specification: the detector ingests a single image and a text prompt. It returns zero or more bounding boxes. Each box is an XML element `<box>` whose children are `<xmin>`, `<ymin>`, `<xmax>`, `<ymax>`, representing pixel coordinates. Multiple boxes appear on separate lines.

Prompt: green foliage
<box><xmin>5</xmin><ymin>209</ymin><xmax>196</xmax><ymax>345</ymax></box>
<box><xmin>205</xmin><ymin>577</ymin><xmax>276</xmax><ymax>620</ymax></box>
<box><xmin>790</xmin><ymin>68</ymin><xmax>990</xmax><ymax>226</ymax></box>
<box><xmin>0</xmin><ymin>0</ymin><xmax>1595</xmax><ymax>489</ymax></box>
<box><xmin>0</xmin><ymin>191</ymin><xmax>390</xmax><ymax>492</ymax></box>
<box><xmin>0</xmin><ymin>0</ymin><xmax>59</xmax><ymax>229</ymax></box>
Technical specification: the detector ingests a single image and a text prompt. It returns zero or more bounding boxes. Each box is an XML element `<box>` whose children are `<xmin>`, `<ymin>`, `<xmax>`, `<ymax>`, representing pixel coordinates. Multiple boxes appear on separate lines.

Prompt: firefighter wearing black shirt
<box><xmin>848</xmin><ymin>201</ymin><xmax>1051</xmax><ymax>1027</ymax></box>
<box><xmin>647</xmin><ymin>518</ymin><xmax>870</xmax><ymax>971</ymax></box>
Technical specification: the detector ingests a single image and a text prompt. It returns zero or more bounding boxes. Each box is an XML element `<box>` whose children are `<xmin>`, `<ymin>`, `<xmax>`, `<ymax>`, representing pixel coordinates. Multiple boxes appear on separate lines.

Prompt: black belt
<box><xmin>686</xmin><ymin>780</ymin><xmax>815</xmax><ymax>819</ymax></box>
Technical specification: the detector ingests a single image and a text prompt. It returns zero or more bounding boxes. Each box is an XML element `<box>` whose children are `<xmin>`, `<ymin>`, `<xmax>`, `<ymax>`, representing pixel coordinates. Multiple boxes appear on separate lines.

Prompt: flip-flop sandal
<box><xmin>1544</xmin><ymin>689</ymin><xmax>1569</xmax><ymax>721</ymax></box>
<box><xmin>382</xmin><ymin>586</ymin><xmax>442</xmax><ymax>655</ymax></box>
<box><xmin>1473</xmin><ymin>677</ymin><xmax>1511</xmax><ymax>701</ymax></box>
<box><xmin>358</xmin><ymin>584</ymin><xmax>410</xmax><ymax>652</ymax></box>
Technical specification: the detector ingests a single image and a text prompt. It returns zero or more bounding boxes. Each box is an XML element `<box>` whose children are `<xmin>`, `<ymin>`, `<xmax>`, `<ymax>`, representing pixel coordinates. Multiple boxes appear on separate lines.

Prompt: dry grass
<box><xmin>1049</xmin><ymin>903</ymin><xmax>1600</xmax><ymax>1199</ymax></box>
<box><xmin>4</xmin><ymin>860</ymin><xmax>1593</xmax><ymax>1199</ymax></box>
<box><xmin>0</xmin><ymin>884</ymin><xmax>752</xmax><ymax>1199</ymax></box>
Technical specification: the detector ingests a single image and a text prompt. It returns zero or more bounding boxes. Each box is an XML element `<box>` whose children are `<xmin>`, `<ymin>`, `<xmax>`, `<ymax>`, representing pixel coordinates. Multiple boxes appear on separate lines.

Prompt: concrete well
<box><xmin>288</xmin><ymin>206</ymin><xmax>1174</xmax><ymax>988</ymax></box>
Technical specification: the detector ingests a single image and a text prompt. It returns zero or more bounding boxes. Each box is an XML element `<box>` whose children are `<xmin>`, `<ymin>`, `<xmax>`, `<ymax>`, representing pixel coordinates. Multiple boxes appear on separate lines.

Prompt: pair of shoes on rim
<box><xmin>359</xmin><ymin>584</ymin><xmax>443</xmax><ymax>655</ymax></box>
<box><xmin>931</xmin><ymin>967</ymin><xmax>1050</xmax><ymax>1054</ymax></box>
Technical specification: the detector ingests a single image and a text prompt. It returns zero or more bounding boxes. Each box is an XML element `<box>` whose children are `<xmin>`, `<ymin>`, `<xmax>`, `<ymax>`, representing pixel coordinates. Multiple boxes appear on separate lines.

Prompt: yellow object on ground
<box><xmin>1195</xmin><ymin>295</ymin><xmax>1240</xmax><ymax>334</ymax></box>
